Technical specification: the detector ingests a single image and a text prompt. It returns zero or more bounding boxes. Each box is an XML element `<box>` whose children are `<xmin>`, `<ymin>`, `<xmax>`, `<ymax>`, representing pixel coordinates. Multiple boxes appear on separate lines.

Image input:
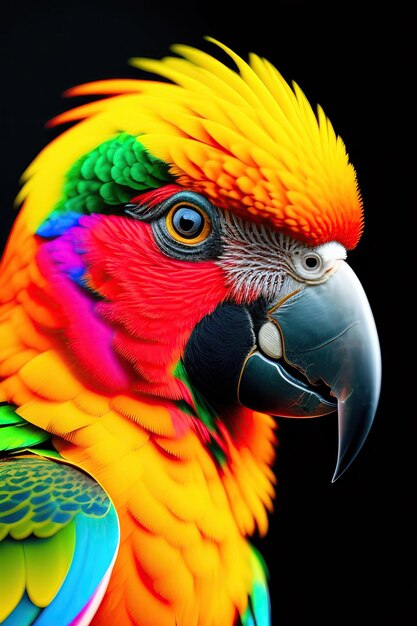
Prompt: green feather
<box><xmin>0</xmin><ymin>526</ymin><xmax>77</xmax><ymax>613</ymax></box>
<box><xmin>0</xmin><ymin>540</ymin><xmax>26</xmax><ymax>622</ymax></box>
<box><xmin>0</xmin><ymin>404</ymin><xmax>50</xmax><ymax>453</ymax></box>
<box><xmin>0</xmin><ymin>457</ymin><xmax>112</xmax><ymax>541</ymax></box>
<box><xmin>37</xmin><ymin>132</ymin><xmax>174</xmax><ymax>236</ymax></box>
<box><xmin>0</xmin><ymin>424</ymin><xmax>50</xmax><ymax>452</ymax></box>
<box><xmin>0</xmin><ymin>456</ymin><xmax>118</xmax><ymax>621</ymax></box>
<box><xmin>28</xmin><ymin>448</ymin><xmax>63</xmax><ymax>461</ymax></box>
<box><xmin>23</xmin><ymin>522</ymin><xmax>75</xmax><ymax>607</ymax></box>
<box><xmin>0</xmin><ymin>404</ymin><xmax>24</xmax><ymax>425</ymax></box>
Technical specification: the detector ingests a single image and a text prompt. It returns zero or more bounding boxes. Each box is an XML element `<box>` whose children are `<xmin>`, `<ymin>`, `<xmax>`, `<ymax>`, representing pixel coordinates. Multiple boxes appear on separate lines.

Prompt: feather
<box><xmin>0</xmin><ymin>541</ymin><xmax>26</xmax><ymax>622</ymax></box>
<box><xmin>1</xmin><ymin>593</ymin><xmax>41</xmax><ymax>626</ymax></box>
<box><xmin>15</xmin><ymin>42</ymin><xmax>363</xmax><ymax>248</ymax></box>
<box><xmin>240</xmin><ymin>547</ymin><xmax>271</xmax><ymax>626</ymax></box>
<box><xmin>0</xmin><ymin>456</ymin><xmax>119</xmax><ymax>624</ymax></box>
<box><xmin>0</xmin><ymin>404</ymin><xmax>50</xmax><ymax>452</ymax></box>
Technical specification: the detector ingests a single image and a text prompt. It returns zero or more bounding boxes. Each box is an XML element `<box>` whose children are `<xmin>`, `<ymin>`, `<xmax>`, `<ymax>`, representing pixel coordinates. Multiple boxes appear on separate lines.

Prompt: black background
<box><xmin>1</xmin><ymin>1</ymin><xmax>414</xmax><ymax>624</ymax></box>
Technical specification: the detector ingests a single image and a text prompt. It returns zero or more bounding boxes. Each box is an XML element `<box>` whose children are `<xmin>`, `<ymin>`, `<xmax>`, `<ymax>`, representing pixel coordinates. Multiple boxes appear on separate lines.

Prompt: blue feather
<box><xmin>241</xmin><ymin>546</ymin><xmax>271</xmax><ymax>626</ymax></box>
<box><xmin>34</xmin><ymin>506</ymin><xmax>119</xmax><ymax>625</ymax></box>
<box><xmin>36</xmin><ymin>211</ymin><xmax>81</xmax><ymax>238</ymax></box>
<box><xmin>0</xmin><ymin>456</ymin><xmax>120</xmax><ymax>625</ymax></box>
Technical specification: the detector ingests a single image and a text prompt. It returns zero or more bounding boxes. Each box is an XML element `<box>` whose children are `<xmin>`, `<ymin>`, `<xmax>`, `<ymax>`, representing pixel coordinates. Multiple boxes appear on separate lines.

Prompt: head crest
<box><xmin>23</xmin><ymin>39</ymin><xmax>364</xmax><ymax>248</ymax></box>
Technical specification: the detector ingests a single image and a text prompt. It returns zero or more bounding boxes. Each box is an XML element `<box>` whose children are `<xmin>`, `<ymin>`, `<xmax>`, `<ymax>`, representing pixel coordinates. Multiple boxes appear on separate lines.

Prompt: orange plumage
<box><xmin>0</xmin><ymin>39</ymin><xmax>370</xmax><ymax>625</ymax></box>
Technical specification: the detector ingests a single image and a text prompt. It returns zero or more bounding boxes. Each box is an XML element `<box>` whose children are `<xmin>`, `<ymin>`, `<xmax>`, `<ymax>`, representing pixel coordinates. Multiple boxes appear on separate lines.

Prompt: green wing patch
<box><xmin>0</xmin><ymin>522</ymin><xmax>75</xmax><ymax>619</ymax></box>
<box><xmin>36</xmin><ymin>132</ymin><xmax>174</xmax><ymax>238</ymax></box>
<box><xmin>0</xmin><ymin>456</ymin><xmax>116</xmax><ymax>622</ymax></box>
<box><xmin>0</xmin><ymin>456</ymin><xmax>111</xmax><ymax>540</ymax></box>
<box><xmin>0</xmin><ymin>403</ymin><xmax>50</xmax><ymax>453</ymax></box>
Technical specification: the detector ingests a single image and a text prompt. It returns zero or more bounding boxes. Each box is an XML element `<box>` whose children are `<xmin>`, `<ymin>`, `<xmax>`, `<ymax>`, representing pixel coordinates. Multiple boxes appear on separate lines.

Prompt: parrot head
<box><xmin>5</xmin><ymin>39</ymin><xmax>381</xmax><ymax>483</ymax></box>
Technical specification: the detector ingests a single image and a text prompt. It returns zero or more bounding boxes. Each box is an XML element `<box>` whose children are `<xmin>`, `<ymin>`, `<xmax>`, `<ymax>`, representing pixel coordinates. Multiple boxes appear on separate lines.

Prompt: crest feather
<box><xmin>19</xmin><ymin>40</ymin><xmax>363</xmax><ymax>247</ymax></box>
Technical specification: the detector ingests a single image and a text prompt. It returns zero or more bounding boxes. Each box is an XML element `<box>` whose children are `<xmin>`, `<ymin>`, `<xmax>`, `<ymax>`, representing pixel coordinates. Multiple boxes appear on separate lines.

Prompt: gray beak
<box><xmin>238</xmin><ymin>261</ymin><xmax>381</xmax><ymax>481</ymax></box>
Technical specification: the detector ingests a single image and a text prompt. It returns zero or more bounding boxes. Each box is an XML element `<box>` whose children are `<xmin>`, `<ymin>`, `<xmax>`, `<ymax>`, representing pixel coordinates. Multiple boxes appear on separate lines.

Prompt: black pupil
<box><xmin>305</xmin><ymin>256</ymin><xmax>318</xmax><ymax>268</ymax></box>
<box><xmin>179</xmin><ymin>216</ymin><xmax>195</xmax><ymax>232</ymax></box>
<box><xmin>173</xmin><ymin>207</ymin><xmax>204</xmax><ymax>238</ymax></box>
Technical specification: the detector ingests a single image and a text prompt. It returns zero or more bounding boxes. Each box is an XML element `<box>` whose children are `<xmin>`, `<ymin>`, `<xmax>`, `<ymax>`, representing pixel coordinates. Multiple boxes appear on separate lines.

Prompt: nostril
<box><xmin>258</xmin><ymin>321</ymin><xmax>283</xmax><ymax>360</ymax></box>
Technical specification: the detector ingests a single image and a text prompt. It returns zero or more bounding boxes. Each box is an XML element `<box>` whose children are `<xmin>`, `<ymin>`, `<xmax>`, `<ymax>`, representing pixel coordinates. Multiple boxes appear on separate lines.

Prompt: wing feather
<box><xmin>0</xmin><ymin>456</ymin><xmax>119</xmax><ymax>625</ymax></box>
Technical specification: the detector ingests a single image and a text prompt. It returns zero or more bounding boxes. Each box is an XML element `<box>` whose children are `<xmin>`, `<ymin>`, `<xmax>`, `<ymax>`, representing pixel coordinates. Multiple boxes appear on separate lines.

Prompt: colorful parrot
<box><xmin>0</xmin><ymin>39</ymin><xmax>381</xmax><ymax>625</ymax></box>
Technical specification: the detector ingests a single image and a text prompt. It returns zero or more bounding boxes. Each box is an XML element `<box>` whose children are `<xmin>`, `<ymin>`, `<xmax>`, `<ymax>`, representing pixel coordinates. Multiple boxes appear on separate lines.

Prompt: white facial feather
<box><xmin>217</xmin><ymin>212</ymin><xmax>346</xmax><ymax>303</ymax></box>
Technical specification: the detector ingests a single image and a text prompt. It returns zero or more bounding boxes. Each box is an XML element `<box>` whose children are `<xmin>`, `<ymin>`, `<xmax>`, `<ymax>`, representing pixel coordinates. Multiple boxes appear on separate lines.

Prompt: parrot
<box><xmin>0</xmin><ymin>38</ymin><xmax>381</xmax><ymax>626</ymax></box>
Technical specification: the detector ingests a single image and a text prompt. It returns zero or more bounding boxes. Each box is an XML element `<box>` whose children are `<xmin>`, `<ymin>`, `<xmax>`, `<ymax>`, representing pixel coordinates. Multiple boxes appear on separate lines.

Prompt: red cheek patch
<box><xmin>78</xmin><ymin>213</ymin><xmax>229</xmax><ymax>399</ymax></box>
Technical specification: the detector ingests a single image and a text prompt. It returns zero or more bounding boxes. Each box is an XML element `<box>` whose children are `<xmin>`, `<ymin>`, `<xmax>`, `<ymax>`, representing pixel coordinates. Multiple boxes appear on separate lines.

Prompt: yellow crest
<box><xmin>22</xmin><ymin>39</ymin><xmax>364</xmax><ymax>248</ymax></box>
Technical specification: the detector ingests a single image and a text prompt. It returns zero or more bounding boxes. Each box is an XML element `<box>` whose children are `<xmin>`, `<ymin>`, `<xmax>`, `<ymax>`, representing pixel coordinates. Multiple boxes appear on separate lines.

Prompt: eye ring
<box><xmin>291</xmin><ymin>249</ymin><xmax>326</xmax><ymax>281</ymax></box>
<box><xmin>166</xmin><ymin>202</ymin><xmax>211</xmax><ymax>245</ymax></box>
<box><xmin>302</xmin><ymin>253</ymin><xmax>322</xmax><ymax>271</ymax></box>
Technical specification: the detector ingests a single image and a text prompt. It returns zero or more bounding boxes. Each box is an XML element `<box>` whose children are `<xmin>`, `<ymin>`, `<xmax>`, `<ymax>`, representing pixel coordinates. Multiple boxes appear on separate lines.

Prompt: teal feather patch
<box><xmin>34</xmin><ymin>508</ymin><xmax>119</xmax><ymax>625</ymax></box>
<box><xmin>241</xmin><ymin>546</ymin><xmax>271</xmax><ymax>626</ymax></box>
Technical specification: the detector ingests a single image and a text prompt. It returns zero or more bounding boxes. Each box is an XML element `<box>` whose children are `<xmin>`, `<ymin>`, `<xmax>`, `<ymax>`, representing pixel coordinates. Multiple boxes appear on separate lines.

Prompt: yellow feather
<box><xmin>0</xmin><ymin>349</ymin><xmax>39</xmax><ymax>377</ymax></box>
<box><xmin>248</xmin><ymin>54</ymin><xmax>296</xmax><ymax>115</ymax></box>
<box><xmin>18</xmin><ymin>116</ymin><xmax>121</xmax><ymax>231</ymax></box>
<box><xmin>72</xmin><ymin>391</ymin><xmax>111</xmax><ymax>416</ymax></box>
<box><xmin>153</xmin><ymin>431</ymin><xmax>198</xmax><ymax>460</ymax></box>
<box><xmin>111</xmin><ymin>395</ymin><xmax>176</xmax><ymax>436</ymax></box>
<box><xmin>167</xmin><ymin>143</ymin><xmax>205</xmax><ymax>180</ymax></box>
<box><xmin>182</xmin><ymin>536</ymin><xmax>220</xmax><ymax>578</ymax></box>
<box><xmin>18</xmin><ymin>350</ymin><xmax>84</xmax><ymax>401</ymax></box>
<box><xmin>144</xmin><ymin>465</ymin><xmax>210</xmax><ymax>523</ymax></box>
<box><xmin>153</xmin><ymin>557</ymin><xmax>194</xmax><ymax>602</ymax></box>
<box><xmin>203</xmin><ymin>114</ymin><xmax>284</xmax><ymax>166</ymax></box>
<box><xmin>221</xmin><ymin>469</ymin><xmax>255</xmax><ymax>536</ymax></box>
<box><xmin>100</xmin><ymin>410</ymin><xmax>149</xmax><ymax>451</ymax></box>
<box><xmin>13</xmin><ymin>39</ymin><xmax>362</xmax><ymax>247</ymax></box>
<box><xmin>17</xmin><ymin>399</ymin><xmax>95</xmax><ymax>433</ymax></box>
<box><xmin>132</xmin><ymin>524</ymin><xmax>181</xmax><ymax>579</ymax></box>
<box><xmin>125</xmin><ymin>570</ymin><xmax>176</xmax><ymax>626</ymax></box>
<box><xmin>24</xmin><ymin>522</ymin><xmax>75</xmax><ymax>607</ymax></box>
<box><xmin>1</xmin><ymin>373</ymin><xmax>37</xmax><ymax>406</ymax></box>
<box><xmin>12</xmin><ymin>306</ymin><xmax>52</xmax><ymax>352</ymax></box>
<box><xmin>167</xmin><ymin>45</ymin><xmax>262</xmax><ymax>108</ymax></box>
<box><xmin>218</xmin><ymin>535</ymin><xmax>251</xmax><ymax>611</ymax></box>
<box><xmin>0</xmin><ymin>541</ymin><xmax>26</xmax><ymax>622</ymax></box>
<box><xmin>129</xmin><ymin>479</ymin><xmax>200</xmax><ymax>547</ymax></box>
<box><xmin>175</xmin><ymin>595</ymin><xmax>200</xmax><ymax>626</ymax></box>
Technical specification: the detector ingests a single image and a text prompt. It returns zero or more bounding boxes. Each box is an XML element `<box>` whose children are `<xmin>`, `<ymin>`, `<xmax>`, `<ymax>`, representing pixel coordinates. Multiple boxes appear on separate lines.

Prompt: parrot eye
<box><xmin>291</xmin><ymin>242</ymin><xmax>347</xmax><ymax>283</ymax></box>
<box><xmin>302</xmin><ymin>253</ymin><xmax>322</xmax><ymax>271</ymax></box>
<box><xmin>166</xmin><ymin>203</ymin><xmax>211</xmax><ymax>245</ymax></box>
<box><xmin>291</xmin><ymin>249</ymin><xmax>326</xmax><ymax>281</ymax></box>
<box><xmin>149</xmin><ymin>190</ymin><xmax>221</xmax><ymax>261</ymax></box>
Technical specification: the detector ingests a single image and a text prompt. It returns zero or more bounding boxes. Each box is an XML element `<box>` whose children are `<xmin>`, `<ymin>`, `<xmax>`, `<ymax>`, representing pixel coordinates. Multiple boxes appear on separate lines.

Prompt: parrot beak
<box><xmin>238</xmin><ymin>261</ymin><xmax>381</xmax><ymax>481</ymax></box>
